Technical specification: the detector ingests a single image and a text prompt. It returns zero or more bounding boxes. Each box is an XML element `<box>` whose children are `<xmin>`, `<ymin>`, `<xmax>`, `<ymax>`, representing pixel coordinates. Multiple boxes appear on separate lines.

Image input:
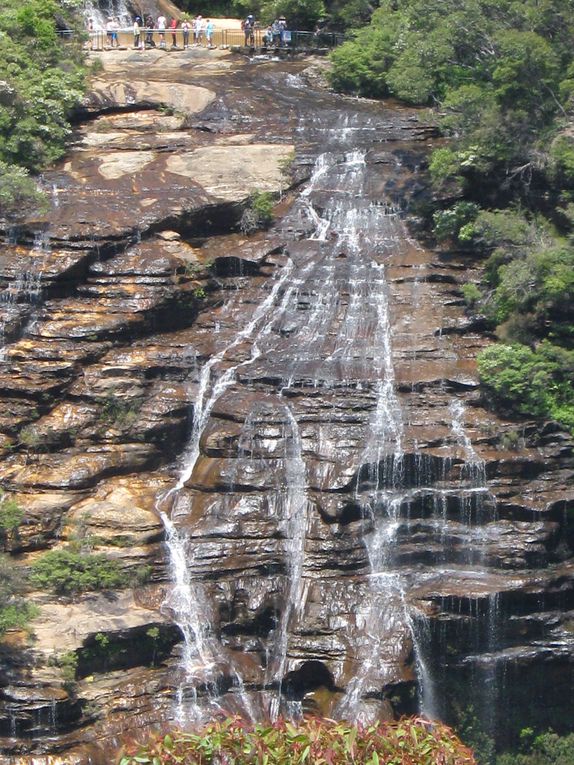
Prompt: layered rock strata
<box><xmin>0</xmin><ymin>48</ymin><xmax>572</xmax><ymax>763</ymax></box>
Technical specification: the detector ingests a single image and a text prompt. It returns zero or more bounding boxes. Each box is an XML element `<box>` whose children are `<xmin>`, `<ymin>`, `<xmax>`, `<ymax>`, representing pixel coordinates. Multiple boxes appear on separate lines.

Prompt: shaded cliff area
<box><xmin>0</xmin><ymin>48</ymin><xmax>573</xmax><ymax>764</ymax></box>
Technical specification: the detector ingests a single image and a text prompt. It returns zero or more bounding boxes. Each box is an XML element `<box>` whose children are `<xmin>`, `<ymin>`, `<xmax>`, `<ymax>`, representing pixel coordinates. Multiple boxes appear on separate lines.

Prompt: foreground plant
<box><xmin>118</xmin><ymin>716</ymin><xmax>476</xmax><ymax>764</ymax></box>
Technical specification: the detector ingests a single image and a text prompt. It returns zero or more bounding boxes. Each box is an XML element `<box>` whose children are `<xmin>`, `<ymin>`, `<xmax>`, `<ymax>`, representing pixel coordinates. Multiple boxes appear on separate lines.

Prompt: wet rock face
<box><xmin>0</xmin><ymin>50</ymin><xmax>573</xmax><ymax>761</ymax></box>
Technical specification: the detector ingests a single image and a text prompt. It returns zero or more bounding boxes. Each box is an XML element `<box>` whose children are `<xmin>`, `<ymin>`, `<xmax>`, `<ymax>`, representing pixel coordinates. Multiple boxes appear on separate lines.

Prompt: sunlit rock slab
<box><xmin>31</xmin><ymin>590</ymin><xmax>169</xmax><ymax>654</ymax></box>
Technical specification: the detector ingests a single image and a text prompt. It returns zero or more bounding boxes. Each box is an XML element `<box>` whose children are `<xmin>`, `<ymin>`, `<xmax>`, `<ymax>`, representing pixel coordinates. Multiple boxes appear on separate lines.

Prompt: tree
<box><xmin>0</xmin><ymin>0</ymin><xmax>85</xmax><ymax>223</ymax></box>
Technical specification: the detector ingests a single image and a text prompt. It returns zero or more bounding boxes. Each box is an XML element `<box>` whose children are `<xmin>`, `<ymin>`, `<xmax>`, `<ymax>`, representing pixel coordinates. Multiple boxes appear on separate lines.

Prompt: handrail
<box><xmin>59</xmin><ymin>26</ymin><xmax>345</xmax><ymax>50</ymax></box>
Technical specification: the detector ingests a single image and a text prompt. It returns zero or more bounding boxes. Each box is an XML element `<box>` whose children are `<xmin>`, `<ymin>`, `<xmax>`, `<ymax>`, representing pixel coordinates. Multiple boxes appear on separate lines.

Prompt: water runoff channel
<box><xmin>156</xmin><ymin>70</ymin><xmax>496</xmax><ymax>729</ymax></box>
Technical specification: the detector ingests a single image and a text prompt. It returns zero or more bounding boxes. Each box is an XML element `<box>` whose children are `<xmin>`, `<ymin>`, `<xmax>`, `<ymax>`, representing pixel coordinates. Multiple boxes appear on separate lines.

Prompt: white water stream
<box><xmin>159</xmin><ymin>111</ymin><xmax>495</xmax><ymax>727</ymax></box>
<box><xmin>0</xmin><ymin>230</ymin><xmax>49</xmax><ymax>359</ymax></box>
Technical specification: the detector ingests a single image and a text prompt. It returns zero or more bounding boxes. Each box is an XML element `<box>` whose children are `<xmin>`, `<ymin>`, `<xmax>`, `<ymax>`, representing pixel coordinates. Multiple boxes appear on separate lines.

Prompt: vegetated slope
<box><xmin>119</xmin><ymin>716</ymin><xmax>477</xmax><ymax>765</ymax></box>
<box><xmin>0</xmin><ymin>0</ymin><xmax>86</xmax><ymax>222</ymax></box>
<box><xmin>330</xmin><ymin>0</ymin><xmax>574</xmax><ymax>433</ymax></box>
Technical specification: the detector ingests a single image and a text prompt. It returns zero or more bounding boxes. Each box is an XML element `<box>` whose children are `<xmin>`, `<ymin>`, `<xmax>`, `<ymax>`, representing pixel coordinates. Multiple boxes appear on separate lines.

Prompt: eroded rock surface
<box><xmin>0</xmin><ymin>48</ymin><xmax>573</xmax><ymax>762</ymax></box>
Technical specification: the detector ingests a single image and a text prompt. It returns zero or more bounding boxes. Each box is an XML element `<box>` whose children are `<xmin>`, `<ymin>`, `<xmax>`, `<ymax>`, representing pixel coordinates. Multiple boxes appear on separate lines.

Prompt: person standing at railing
<box><xmin>106</xmin><ymin>17</ymin><xmax>118</xmax><ymax>48</ymax></box>
<box><xmin>242</xmin><ymin>15</ymin><xmax>255</xmax><ymax>46</ymax></box>
<box><xmin>181</xmin><ymin>18</ymin><xmax>191</xmax><ymax>49</ymax></box>
<box><xmin>169</xmin><ymin>17</ymin><xmax>178</xmax><ymax>47</ymax></box>
<box><xmin>205</xmin><ymin>18</ymin><xmax>214</xmax><ymax>48</ymax></box>
<box><xmin>90</xmin><ymin>18</ymin><xmax>104</xmax><ymax>50</ymax></box>
<box><xmin>133</xmin><ymin>17</ymin><xmax>142</xmax><ymax>49</ymax></box>
<box><xmin>157</xmin><ymin>14</ymin><xmax>166</xmax><ymax>48</ymax></box>
<box><xmin>271</xmin><ymin>19</ymin><xmax>281</xmax><ymax>46</ymax></box>
<box><xmin>145</xmin><ymin>15</ymin><xmax>154</xmax><ymax>47</ymax></box>
<box><xmin>195</xmin><ymin>16</ymin><xmax>205</xmax><ymax>46</ymax></box>
<box><xmin>278</xmin><ymin>16</ymin><xmax>287</xmax><ymax>46</ymax></box>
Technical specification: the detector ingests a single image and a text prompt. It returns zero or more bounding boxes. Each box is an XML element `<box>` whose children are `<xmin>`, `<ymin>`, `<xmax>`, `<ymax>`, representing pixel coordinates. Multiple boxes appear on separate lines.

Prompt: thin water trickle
<box><xmin>267</xmin><ymin>406</ymin><xmax>310</xmax><ymax>721</ymax></box>
<box><xmin>0</xmin><ymin>229</ymin><xmax>49</xmax><ymax>358</ymax></box>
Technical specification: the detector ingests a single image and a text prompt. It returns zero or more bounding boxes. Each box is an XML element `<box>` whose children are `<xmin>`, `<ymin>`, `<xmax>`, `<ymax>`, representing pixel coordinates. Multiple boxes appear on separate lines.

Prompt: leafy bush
<box><xmin>0</xmin><ymin>161</ymin><xmax>48</xmax><ymax>223</ymax></box>
<box><xmin>477</xmin><ymin>342</ymin><xmax>574</xmax><ymax>432</ymax></box>
<box><xmin>0</xmin><ymin>0</ymin><xmax>86</xmax><ymax>222</ymax></box>
<box><xmin>433</xmin><ymin>202</ymin><xmax>479</xmax><ymax>242</ymax></box>
<box><xmin>240</xmin><ymin>191</ymin><xmax>275</xmax><ymax>233</ymax></box>
<box><xmin>48</xmin><ymin>650</ymin><xmax>79</xmax><ymax>683</ymax></box>
<box><xmin>462</xmin><ymin>282</ymin><xmax>482</xmax><ymax>307</ymax></box>
<box><xmin>491</xmin><ymin>246</ymin><xmax>574</xmax><ymax>329</ymax></box>
<box><xmin>230</xmin><ymin>0</ymin><xmax>325</xmax><ymax>27</ymax></box>
<box><xmin>30</xmin><ymin>549</ymin><xmax>125</xmax><ymax>595</ymax></box>
<box><xmin>0</xmin><ymin>491</ymin><xmax>23</xmax><ymax>535</ymax></box>
<box><xmin>119</xmin><ymin>716</ymin><xmax>477</xmax><ymax>765</ymax></box>
<box><xmin>497</xmin><ymin>731</ymin><xmax>574</xmax><ymax>765</ymax></box>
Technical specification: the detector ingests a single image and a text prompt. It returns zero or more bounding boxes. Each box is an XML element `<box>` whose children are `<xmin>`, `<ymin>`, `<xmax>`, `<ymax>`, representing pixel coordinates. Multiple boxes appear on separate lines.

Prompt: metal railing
<box><xmin>59</xmin><ymin>27</ymin><xmax>345</xmax><ymax>51</ymax></box>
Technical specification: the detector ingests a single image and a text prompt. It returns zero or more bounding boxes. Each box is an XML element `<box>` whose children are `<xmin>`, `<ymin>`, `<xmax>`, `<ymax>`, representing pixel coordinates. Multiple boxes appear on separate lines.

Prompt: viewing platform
<box><xmin>64</xmin><ymin>26</ymin><xmax>344</xmax><ymax>54</ymax></box>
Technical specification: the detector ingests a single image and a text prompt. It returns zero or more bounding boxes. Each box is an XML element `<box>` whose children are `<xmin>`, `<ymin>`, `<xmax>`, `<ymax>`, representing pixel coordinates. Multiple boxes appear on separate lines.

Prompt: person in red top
<box><xmin>169</xmin><ymin>17</ymin><xmax>178</xmax><ymax>47</ymax></box>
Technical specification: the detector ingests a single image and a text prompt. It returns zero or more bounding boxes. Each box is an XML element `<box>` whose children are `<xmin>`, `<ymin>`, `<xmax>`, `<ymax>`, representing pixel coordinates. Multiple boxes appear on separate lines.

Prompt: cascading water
<box><xmin>159</xmin><ymin>261</ymin><xmax>301</xmax><ymax>723</ymax></box>
<box><xmin>158</xmin><ymin>80</ymin><xmax>500</xmax><ymax>731</ymax></box>
<box><xmin>82</xmin><ymin>0</ymin><xmax>132</xmax><ymax>28</ymax></box>
<box><xmin>0</xmin><ymin>230</ymin><xmax>49</xmax><ymax>358</ymax></box>
<box><xmin>267</xmin><ymin>406</ymin><xmax>310</xmax><ymax>721</ymax></box>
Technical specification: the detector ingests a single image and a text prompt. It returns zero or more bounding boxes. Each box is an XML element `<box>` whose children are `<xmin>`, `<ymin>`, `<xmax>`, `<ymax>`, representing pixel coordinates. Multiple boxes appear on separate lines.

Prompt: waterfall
<box><xmin>82</xmin><ymin>0</ymin><xmax>132</xmax><ymax>29</ymax></box>
<box><xmin>159</xmin><ymin>260</ymin><xmax>301</xmax><ymax>722</ymax></box>
<box><xmin>296</xmin><ymin>145</ymin><xmax>437</xmax><ymax>722</ymax></box>
<box><xmin>158</xmin><ymin>98</ymin><xmax>498</xmax><ymax>729</ymax></box>
<box><xmin>0</xmin><ymin>229</ymin><xmax>49</xmax><ymax>359</ymax></box>
<box><xmin>267</xmin><ymin>406</ymin><xmax>310</xmax><ymax>721</ymax></box>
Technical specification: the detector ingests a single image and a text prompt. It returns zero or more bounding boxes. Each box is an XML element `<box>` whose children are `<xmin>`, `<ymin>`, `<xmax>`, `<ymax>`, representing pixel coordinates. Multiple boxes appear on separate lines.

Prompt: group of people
<box><xmin>264</xmin><ymin>17</ymin><xmax>289</xmax><ymax>47</ymax></box>
<box><xmin>89</xmin><ymin>13</ymin><xmax>291</xmax><ymax>52</ymax></box>
<box><xmin>241</xmin><ymin>15</ymin><xmax>289</xmax><ymax>47</ymax></box>
<box><xmin>135</xmin><ymin>14</ymin><xmax>216</xmax><ymax>50</ymax></box>
<box><xmin>89</xmin><ymin>15</ymin><xmax>216</xmax><ymax>51</ymax></box>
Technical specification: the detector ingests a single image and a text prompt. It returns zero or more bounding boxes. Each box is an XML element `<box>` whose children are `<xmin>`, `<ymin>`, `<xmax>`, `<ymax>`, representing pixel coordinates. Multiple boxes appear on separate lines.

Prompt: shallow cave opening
<box><xmin>282</xmin><ymin>660</ymin><xmax>336</xmax><ymax>700</ymax></box>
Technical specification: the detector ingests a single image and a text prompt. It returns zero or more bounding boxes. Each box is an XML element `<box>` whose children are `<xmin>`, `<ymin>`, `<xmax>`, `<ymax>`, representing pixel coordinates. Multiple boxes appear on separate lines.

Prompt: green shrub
<box><xmin>30</xmin><ymin>549</ymin><xmax>125</xmax><ymax>595</ymax></box>
<box><xmin>433</xmin><ymin>202</ymin><xmax>479</xmax><ymax>242</ymax></box>
<box><xmin>0</xmin><ymin>0</ymin><xmax>86</xmax><ymax>170</ymax></box>
<box><xmin>427</xmin><ymin>147</ymin><xmax>468</xmax><ymax>191</ymax></box>
<box><xmin>0</xmin><ymin>602</ymin><xmax>38</xmax><ymax>635</ymax></box>
<box><xmin>119</xmin><ymin>716</ymin><xmax>477</xmax><ymax>765</ymax></box>
<box><xmin>0</xmin><ymin>491</ymin><xmax>23</xmax><ymax>535</ymax></box>
<box><xmin>549</xmin><ymin>136</ymin><xmax>574</xmax><ymax>186</ymax></box>
<box><xmin>98</xmin><ymin>397</ymin><xmax>142</xmax><ymax>430</ymax></box>
<box><xmin>462</xmin><ymin>282</ymin><xmax>482</xmax><ymax>307</ymax></box>
<box><xmin>48</xmin><ymin>650</ymin><xmax>79</xmax><ymax>683</ymax></box>
<box><xmin>497</xmin><ymin>730</ymin><xmax>574</xmax><ymax>765</ymax></box>
<box><xmin>0</xmin><ymin>161</ymin><xmax>47</xmax><ymax>223</ymax></box>
<box><xmin>240</xmin><ymin>191</ymin><xmax>275</xmax><ymax>233</ymax></box>
<box><xmin>477</xmin><ymin>342</ymin><xmax>574</xmax><ymax>432</ymax></box>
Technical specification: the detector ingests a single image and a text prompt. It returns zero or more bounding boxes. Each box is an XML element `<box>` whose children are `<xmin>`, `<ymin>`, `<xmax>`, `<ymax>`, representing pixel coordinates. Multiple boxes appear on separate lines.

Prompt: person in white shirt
<box><xmin>181</xmin><ymin>18</ymin><xmax>191</xmax><ymax>48</ymax></box>
<box><xmin>157</xmin><ymin>15</ymin><xmax>166</xmax><ymax>48</ymax></box>
<box><xmin>195</xmin><ymin>15</ymin><xmax>205</xmax><ymax>45</ymax></box>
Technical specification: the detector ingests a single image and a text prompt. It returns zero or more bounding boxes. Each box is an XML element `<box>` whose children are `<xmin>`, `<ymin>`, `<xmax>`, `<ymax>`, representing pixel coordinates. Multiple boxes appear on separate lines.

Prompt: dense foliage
<box><xmin>0</xmin><ymin>0</ymin><xmax>85</xmax><ymax>221</ymax></box>
<box><xmin>30</xmin><ymin>548</ymin><xmax>126</xmax><ymax>595</ymax></box>
<box><xmin>0</xmin><ymin>489</ymin><xmax>23</xmax><ymax>543</ymax></box>
<box><xmin>181</xmin><ymin>0</ymin><xmax>374</xmax><ymax>30</ymax></box>
<box><xmin>497</xmin><ymin>731</ymin><xmax>574</xmax><ymax>765</ymax></box>
<box><xmin>119</xmin><ymin>716</ymin><xmax>476</xmax><ymax>765</ymax></box>
<box><xmin>330</xmin><ymin>0</ymin><xmax>574</xmax><ymax>432</ymax></box>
